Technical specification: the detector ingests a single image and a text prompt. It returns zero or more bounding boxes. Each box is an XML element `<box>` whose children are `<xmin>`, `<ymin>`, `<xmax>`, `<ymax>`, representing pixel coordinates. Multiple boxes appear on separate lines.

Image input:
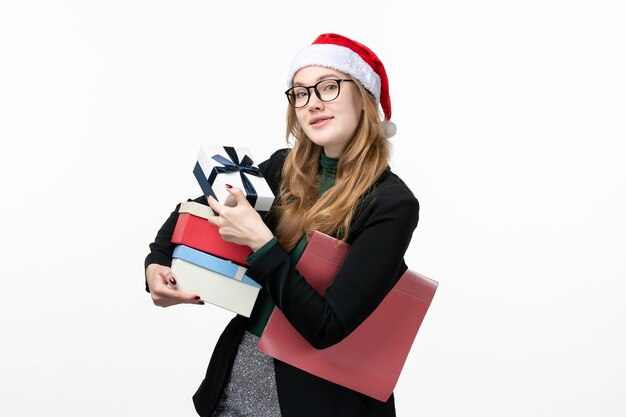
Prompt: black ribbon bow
<box><xmin>208</xmin><ymin>146</ymin><xmax>262</xmax><ymax>207</ymax></box>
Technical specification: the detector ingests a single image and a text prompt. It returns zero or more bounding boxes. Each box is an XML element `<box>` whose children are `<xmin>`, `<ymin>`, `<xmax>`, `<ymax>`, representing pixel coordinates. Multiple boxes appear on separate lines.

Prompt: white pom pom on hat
<box><xmin>287</xmin><ymin>33</ymin><xmax>397</xmax><ymax>138</ymax></box>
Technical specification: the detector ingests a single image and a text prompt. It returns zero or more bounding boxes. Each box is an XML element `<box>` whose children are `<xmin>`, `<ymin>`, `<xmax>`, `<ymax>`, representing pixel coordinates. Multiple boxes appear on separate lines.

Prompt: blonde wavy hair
<box><xmin>274</xmin><ymin>76</ymin><xmax>391</xmax><ymax>251</ymax></box>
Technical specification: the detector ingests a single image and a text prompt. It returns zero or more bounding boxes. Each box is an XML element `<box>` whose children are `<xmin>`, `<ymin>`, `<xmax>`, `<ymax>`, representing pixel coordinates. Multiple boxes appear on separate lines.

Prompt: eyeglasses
<box><xmin>285</xmin><ymin>79</ymin><xmax>355</xmax><ymax>108</ymax></box>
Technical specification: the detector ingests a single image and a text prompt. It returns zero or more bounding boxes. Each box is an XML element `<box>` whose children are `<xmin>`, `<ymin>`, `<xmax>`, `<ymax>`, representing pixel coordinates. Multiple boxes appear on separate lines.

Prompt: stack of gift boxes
<box><xmin>168</xmin><ymin>145</ymin><xmax>275</xmax><ymax>317</ymax></box>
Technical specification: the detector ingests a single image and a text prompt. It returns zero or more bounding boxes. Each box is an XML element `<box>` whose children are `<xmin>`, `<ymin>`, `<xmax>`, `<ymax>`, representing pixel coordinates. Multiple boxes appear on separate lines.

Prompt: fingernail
<box><xmin>225</xmin><ymin>184</ymin><xmax>233</xmax><ymax>189</ymax></box>
<box><xmin>169</xmin><ymin>278</ymin><xmax>177</xmax><ymax>285</ymax></box>
<box><xmin>194</xmin><ymin>295</ymin><xmax>201</xmax><ymax>300</ymax></box>
<box><xmin>198</xmin><ymin>301</ymin><xmax>205</xmax><ymax>305</ymax></box>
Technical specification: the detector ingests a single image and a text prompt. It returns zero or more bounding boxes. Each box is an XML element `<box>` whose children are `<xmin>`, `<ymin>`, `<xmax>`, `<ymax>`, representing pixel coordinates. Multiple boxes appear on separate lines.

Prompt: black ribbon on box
<box><xmin>208</xmin><ymin>146</ymin><xmax>263</xmax><ymax>208</ymax></box>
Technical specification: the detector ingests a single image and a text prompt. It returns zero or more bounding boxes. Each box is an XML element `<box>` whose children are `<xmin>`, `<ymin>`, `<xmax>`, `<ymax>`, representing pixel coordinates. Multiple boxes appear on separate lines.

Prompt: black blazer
<box><xmin>144</xmin><ymin>149</ymin><xmax>420</xmax><ymax>417</ymax></box>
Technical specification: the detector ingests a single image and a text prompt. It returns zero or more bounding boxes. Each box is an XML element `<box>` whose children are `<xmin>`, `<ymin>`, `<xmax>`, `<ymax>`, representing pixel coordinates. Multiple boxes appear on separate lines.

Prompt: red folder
<box><xmin>257</xmin><ymin>231</ymin><xmax>438</xmax><ymax>402</ymax></box>
<box><xmin>171</xmin><ymin>212</ymin><xmax>252</xmax><ymax>266</ymax></box>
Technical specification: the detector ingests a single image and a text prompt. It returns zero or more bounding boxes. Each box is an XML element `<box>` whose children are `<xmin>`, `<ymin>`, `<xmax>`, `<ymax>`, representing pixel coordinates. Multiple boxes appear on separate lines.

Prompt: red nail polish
<box><xmin>194</xmin><ymin>295</ymin><xmax>201</xmax><ymax>300</ymax></box>
<box><xmin>169</xmin><ymin>278</ymin><xmax>177</xmax><ymax>285</ymax></box>
<box><xmin>225</xmin><ymin>184</ymin><xmax>233</xmax><ymax>189</ymax></box>
<box><xmin>198</xmin><ymin>301</ymin><xmax>205</xmax><ymax>305</ymax></box>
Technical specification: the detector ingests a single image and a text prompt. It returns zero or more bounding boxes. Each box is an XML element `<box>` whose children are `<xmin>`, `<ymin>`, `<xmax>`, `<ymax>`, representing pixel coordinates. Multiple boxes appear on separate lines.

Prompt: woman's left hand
<box><xmin>207</xmin><ymin>185</ymin><xmax>274</xmax><ymax>251</ymax></box>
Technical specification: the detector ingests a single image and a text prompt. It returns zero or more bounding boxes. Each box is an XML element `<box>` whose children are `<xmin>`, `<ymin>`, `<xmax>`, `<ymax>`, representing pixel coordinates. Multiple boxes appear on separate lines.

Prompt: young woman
<box><xmin>144</xmin><ymin>33</ymin><xmax>419</xmax><ymax>417</ymax></box>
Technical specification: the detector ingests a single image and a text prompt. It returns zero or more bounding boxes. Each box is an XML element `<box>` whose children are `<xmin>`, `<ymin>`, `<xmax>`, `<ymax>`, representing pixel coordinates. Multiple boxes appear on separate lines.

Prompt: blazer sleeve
<box><xmin>245</xmin><ymin>184</ymin><xmax>419</xmax><ymax>349</ymax></box>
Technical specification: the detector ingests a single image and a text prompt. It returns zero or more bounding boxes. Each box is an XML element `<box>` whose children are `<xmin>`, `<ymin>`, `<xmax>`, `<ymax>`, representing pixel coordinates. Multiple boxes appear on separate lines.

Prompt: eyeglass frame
<box><xmin>284</xmin><ymin>78</ymin><xmax>355</xmax><ymax>108</ymax></box>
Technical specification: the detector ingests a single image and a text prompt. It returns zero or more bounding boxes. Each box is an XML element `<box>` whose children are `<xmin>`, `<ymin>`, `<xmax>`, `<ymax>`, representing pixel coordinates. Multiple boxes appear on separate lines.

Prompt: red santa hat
<box><xmin>287</xmin><ymin>33</ymin><xmax>397</xmax><ymax>138</ymax></box>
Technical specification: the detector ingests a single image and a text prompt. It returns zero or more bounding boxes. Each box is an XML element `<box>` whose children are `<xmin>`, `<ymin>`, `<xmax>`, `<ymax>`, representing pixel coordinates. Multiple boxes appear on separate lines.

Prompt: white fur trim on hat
<box><xmin>287</xmin><ymin>44</ymin><xmax>382</xmax><ymax>104</ymax></box>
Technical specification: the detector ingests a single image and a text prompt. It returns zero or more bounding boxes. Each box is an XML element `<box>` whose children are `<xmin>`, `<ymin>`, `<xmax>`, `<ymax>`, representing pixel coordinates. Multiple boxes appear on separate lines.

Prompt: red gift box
<box><xmin>171</xmin><ymin>202</ymin><xmax>252</xmax><ymax>266</ymax></box>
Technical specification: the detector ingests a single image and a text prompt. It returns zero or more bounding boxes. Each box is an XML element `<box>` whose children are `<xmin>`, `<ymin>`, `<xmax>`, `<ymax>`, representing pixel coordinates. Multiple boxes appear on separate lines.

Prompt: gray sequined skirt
<box><xmin>211</xmin><ymin>330</ymin><xmax>281</xmax><ymax>417</ymax></box>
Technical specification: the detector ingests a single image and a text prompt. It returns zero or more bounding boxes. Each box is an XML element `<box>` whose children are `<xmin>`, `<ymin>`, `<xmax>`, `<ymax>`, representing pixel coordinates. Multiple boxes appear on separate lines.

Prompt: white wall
<box><xmin>1</xmin><ymin>1</ymin><xmax>624</xmax><ymax>416</ymax></box>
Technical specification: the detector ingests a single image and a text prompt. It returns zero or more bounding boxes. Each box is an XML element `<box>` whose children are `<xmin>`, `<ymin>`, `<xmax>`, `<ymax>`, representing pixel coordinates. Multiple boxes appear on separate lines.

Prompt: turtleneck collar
<box><xmin>320</xmin><ymin>150</ymin><xmax>339</xmax><ymax>177</ymax></box>
<box><xmin>318</xmin><ymin>151</ymin><xmax>339</xmax><ymax>195</ymax></box>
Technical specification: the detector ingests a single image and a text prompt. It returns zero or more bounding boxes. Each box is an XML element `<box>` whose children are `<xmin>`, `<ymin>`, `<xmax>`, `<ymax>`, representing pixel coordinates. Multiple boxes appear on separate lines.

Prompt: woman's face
<box><xmin>292</xmin><ymin>66</ymin><xmax>363</xmax><ymax>158</ymax></box>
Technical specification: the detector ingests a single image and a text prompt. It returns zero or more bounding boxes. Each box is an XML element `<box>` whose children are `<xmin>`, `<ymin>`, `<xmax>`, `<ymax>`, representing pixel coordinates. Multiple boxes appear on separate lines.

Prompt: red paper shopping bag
<box><xmin>257</xmin><ymin>231</ymin><xmax>438</xmax><ymax>401</ymax></box>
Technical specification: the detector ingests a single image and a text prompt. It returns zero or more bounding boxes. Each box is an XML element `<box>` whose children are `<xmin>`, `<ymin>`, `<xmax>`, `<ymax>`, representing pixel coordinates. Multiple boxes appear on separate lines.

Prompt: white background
<box><xmin>1</xmin><ymin>1</ymin><xmax>625</xmax><ymax>416</ymax></box>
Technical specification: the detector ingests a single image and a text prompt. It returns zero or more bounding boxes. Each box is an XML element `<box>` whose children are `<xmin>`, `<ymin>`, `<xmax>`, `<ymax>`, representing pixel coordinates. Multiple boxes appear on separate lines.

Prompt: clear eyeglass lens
<box><xmin>291</xmin><ymin>86</ymin><xmax>309</xmax><ymax>107</ymax></box>
<box><xmin>317</xmin><ymin>80</ymin><xmax>340</xmax><ymax>101</ymax></box>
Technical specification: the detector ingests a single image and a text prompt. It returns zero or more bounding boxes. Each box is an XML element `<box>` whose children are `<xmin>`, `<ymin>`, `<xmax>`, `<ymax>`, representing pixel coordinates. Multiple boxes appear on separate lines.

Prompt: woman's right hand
<box><xmin>146</xmin><ymin>263</ymin><xmax>203</xmax><ymax>307</ymax></box>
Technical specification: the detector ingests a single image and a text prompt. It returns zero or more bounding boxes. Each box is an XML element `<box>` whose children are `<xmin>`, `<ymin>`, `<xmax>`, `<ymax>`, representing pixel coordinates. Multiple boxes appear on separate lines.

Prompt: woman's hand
<box><xmin>207</xmin><ymin>185</ymin><xmax>274</xmax><ymax>251</ymax></box>
<box><xmin>145</xmin><ymin>263</ymin><xmax>203</xmax><ymax>307</ymax></box>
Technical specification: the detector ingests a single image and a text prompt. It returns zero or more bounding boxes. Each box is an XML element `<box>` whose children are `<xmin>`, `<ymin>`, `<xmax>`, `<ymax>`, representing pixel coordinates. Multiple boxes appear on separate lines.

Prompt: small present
<box><xmin>171</xmin><ymin>201</ymin><xmax>252</xmax><ymax>266</ymax></box>
<box><xmin>170</xmin><ymin>245</ymin><xmax>261</xmax><ymax>317</ymax></box>
<box><xmin>173</xmin><ymin>245</ymin><xmax>259</xmax><ymax>287</ymax></box>
<box><xmin>194</xmin><ymin>145</ymin><xmax>274</xmax><ymax>212</ymax></box>
<box><xmin>178</xmin><ymin>200</ymin><xmax>214</xmax><ymax>218</ymax></box>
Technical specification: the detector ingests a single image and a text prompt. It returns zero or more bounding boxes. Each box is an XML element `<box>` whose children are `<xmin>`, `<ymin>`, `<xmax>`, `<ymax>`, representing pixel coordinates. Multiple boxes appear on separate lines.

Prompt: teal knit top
<box><xmin>245</xmin><ymin>152</ymin><xmax>338</xmax><ymax>336</ymax></box>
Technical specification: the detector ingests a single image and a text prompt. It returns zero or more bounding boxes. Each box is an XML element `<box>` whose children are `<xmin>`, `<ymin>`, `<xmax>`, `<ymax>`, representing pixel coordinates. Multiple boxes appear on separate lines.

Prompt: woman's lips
<box><xmin>310</xmin><ymin>116</ymin><xmax>332</xmax><ymax>127</ymax></box>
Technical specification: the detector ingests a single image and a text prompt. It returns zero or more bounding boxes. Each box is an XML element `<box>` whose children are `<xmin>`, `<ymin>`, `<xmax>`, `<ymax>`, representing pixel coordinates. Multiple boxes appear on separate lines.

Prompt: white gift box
<box><xmin>170</xmin><ymin>245</ymin><xmax>261</xmax><ymax>317</ymax></box>
<box><xmin>194</xmin><ymin>145</ymin><xmax>275</xmax><ymax>212</ymax></box>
